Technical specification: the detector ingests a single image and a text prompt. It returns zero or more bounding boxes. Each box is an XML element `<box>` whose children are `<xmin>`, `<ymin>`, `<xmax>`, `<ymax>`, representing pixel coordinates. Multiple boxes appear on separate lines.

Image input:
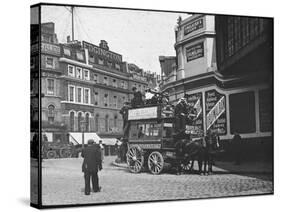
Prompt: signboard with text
<box><xmin>186</xmin><ymin>42</ymin><xmax>204</xmax><ymax>62</ymax></box>
<box><xmin>205</xmin><ymin>89</ymin><xmax>227</xmax><ymax>135</ymax></box>
<box><xmin>186</xmin><ymin>92</ymin><xmax>204</xmax><ymax>135</ymax></box>
<box><xmin>184</xmin><ymin>18</ymin><xmax>204</xmax><ymax>35</ymax></box>
<box><xmin>41</xmin><ymin>42</ymin><xmax>61</xmax><ymax>56</ymax></box>
<box><xmin>83</xmin><ymin>41</ymin><xmax>122</xmax><ymax>64</ymax></box>
<box><xmin>128</xmin><ymin>143</ymin><xmax>161</xmax><ymax>150</ymax></box>
<box><xmin>128</xmin><ymin>106</ymin><xmax>158</xmax><ymax>120</ymax></box>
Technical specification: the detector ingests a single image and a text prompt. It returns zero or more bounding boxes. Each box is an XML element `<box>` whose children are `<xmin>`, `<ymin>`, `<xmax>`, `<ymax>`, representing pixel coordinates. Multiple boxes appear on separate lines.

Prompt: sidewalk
<box><xmin>112</xmin><ymin>160</ymin><xmax>273</xmax><ymax>174</ymax></box>
<box><xmin>213</xmin><ymin>161</ymin><xmax>273</xmax><ymax>174</ymax></box>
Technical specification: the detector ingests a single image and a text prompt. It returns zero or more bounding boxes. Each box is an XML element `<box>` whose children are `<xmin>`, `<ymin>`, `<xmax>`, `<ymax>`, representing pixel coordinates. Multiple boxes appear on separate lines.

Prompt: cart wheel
<box><xmin>181</xmin><ymin>160</ymin><xmax>193</xmax><ymax>172</ymax></box>
<box><xmin>148</xmin><ymin>151</ymin><xmax>164</xmax><ymax>175</ymax></box>
<box><xmin>126</xmin><ymin>146</ymin><xmax>144</xmax><ymax>173</ymax></box>
<box><xmin>59</xmin><ymin>148</ymin><xmax>72</xmax><ymax>158</ymax></box>
<box><xmin>46</xmin><ymin>150</ymin><xmax>57</xmax><ymax>159</ymax></box>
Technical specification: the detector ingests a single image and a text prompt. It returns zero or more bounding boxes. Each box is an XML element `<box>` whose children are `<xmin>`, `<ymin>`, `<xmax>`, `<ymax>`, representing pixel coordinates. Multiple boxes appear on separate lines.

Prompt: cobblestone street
<box><xmin>42</xmin><ymin>156</ymin><xmax>273</xmax><ymax>206</ymax></box>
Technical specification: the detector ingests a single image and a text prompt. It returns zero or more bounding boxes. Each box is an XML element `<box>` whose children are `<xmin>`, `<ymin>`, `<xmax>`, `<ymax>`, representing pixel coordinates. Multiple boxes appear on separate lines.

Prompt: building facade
<box><xmin>160</xmin><ymin>14</ymin><xmax>273</xmax><ymax>159</ymax></box>
<box><xmin>160</xmin><ymin>15</ymin><xmax>217</xmax><ymax>136</ymax></box>
<box><xmin>39</xmin><ymin>23</ymin><xmax>158</xmax><ymax>142</ymax></box>
<box><xmin>40</xmin><ymin>23</ymin><xmax>67</xmax><ymax>142</ymax></box>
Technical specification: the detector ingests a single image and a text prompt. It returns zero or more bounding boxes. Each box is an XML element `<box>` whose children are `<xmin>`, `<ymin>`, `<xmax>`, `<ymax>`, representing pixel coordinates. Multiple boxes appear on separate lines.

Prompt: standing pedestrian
<box><xmin>119</xmin><ymin>102</ymin><xmax>130</xmax><ymax>138</ymax></box>
<box><xmin>82</xmin><ymin>139</ymin><xmax>102</xmax><ymax>195</ymax></box>
<box><xmin>131</xmin><ymin>87</ymin><xmax>144</xmax><ymax>108</ymax></box>
<box><xmin>99</xmin><ymin>140</ymin><xmax>104</xmax><ymax>162</ymax></box>
<box><xmin>232</xmin><ymin>131</ymin><xmax>243</xmax><ymax>165</ymax></box>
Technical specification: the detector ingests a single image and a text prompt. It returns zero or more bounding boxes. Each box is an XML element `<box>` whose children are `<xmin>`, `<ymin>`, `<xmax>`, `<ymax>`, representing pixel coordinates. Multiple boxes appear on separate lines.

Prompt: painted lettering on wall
<box><xmin>83</xmin><ymin>41</ymin><xmax>122</xmax><ymax>63</ymax></box>
<box><xmin>128</xmin><ymin>106</ymin><xmax>158</xmax><ymax>120</ymax></box>
<box><xmin>184</xmin><ymin>18</ymin><xmax>203</xmax><ymax>35</ymax></box>
<box><xmin>205</xmin><ymin>90</ymin><xmax>227</xmax><ymax>135</ymax></box>
<box><xmin>186</xmin><ymin>92</ymin><xmax>204</xmax><ymax>136</ymax></box>
<box><xmin>186</xmin><ymin>42</ymin><xmax>204</xmax><ymax>62</ymax></box>
<box><xmin>41</xmin><ymin>42</ymin><xmax>61</xmax><ymax>56</ymax></box>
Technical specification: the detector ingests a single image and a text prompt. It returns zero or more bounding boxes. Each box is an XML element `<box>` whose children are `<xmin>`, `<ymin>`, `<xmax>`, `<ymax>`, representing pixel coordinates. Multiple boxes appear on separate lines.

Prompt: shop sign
<box><xmin>41</xmin><ymin>42</ymin><xmax>61</xmax><ymax>55</ymax></box>
<box><xmin>186</xmin><ymin>92</ymin><xmax>204</xmax><ymax>135</ymax></box>
<box><xmin>184</xmin><ymin>18</ymin><xmax>203</xmax><ymax>35</ymax></box>
<box><xmin>186</xmin><ymin>42</ymin><xmax>204</xmax><ymax>62</ymax></box>
<box><xmin>129</xmin><ymin>143</ymin><xmax>161</xmax><ymax>149</ymax></box>
<box><xmin>128</xmin><ymin>106</ymin><xmax>158</xmax><ymax>120</ymax></box>
<box><xmin>83</xmin><ymin>41</ymin><xmax>122</xmax><ymax>63</ymax></box>
<box><xmin>205</xmin><ymin>90</ymin><xmax>227</xmax><ymax>135</ymax></box>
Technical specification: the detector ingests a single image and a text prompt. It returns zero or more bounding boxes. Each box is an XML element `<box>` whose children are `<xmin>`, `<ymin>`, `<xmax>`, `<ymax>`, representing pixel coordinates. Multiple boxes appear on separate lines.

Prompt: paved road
<box><xmin>42</xmin><ymin>156</ymin><xmax>273</xmax><ymax>206</ymax></box>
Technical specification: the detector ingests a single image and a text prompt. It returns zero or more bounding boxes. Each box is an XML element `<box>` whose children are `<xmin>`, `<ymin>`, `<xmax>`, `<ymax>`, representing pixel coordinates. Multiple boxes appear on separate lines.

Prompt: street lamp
<box><xmin>80</xmin><ymin>118</ymin><xmax>87</xmax><ymax>149</ymax></box>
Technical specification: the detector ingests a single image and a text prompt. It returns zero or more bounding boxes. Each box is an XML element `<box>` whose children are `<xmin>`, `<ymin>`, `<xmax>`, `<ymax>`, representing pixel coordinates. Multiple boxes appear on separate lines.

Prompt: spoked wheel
<box><xmin>181</xmin><ymin>160</ymin><xmax>194</xmax><ymax>172</ymax></box>
<box><xmin>126</xmin><ymin>146</ymin><xmax>144</xmax><ymax>173</ymax></box>
<box><xmin>148</xmin><ymin>151</ymin><xmax>164</xmax><ymax>175</ymax></box>
<box><xmin>59</xmin><ymin>148</ymin><xmax>72</xmax><ymax>158</ymax></box>
<box><xmin>46</xmin><ymin>150</ymin><xmax>57</xmax><ymax>159</ymax></box>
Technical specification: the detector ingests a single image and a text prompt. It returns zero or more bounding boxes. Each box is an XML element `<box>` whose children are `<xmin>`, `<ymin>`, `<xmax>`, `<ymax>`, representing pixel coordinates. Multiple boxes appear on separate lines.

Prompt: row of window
<box><xmin>69</xmin><ymin>111</ymin><xmax>119</xmax><ymax>132</ymax></box>
<box><xmin>67</xmin><ymin>64</ymin><xmax>146</xmax><ymax>91</ymax></box>
<box><xmin>68</xmin><ymin>85</ymin><xmax>126</xmax><ymax>108</ymax></box>
<box><xmin>68</xmin><ymin>65</ymin><xmax>90</xmax><ymax>80</ymax></box>
<box><xmin>68</xmin><ymin>85</ymin><xmax>91</xmax><ymax>104</ymax></box>
<box><xmin>89</xmin><ymin>55</ymin><xmax>121</xmax><ymax>71</ymax></box>
<box><xmin>63</xmin><ymin>47</ymin><xmax>85</xmax><ymax>61</ymax></box>
<box><xmin>69</xmin><ymin>111</ymin><xmax>91</xmax><ymax>132</ymax></box>
<box><xmin>223</xmin><ymin>16</ymin><xmax>265</xmax><ymax>58</ymax></box>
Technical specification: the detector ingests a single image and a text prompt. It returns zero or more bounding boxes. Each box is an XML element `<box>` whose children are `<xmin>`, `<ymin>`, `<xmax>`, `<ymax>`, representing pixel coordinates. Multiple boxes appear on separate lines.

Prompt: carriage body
<box><xmin>126</xmin><ymin>104</ymin><xmax>201</xmax><ymax>174</ymax></box>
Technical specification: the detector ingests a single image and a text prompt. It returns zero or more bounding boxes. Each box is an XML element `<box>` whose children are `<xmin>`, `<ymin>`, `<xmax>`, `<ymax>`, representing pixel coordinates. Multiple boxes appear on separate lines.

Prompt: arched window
<box><xmin>95</xmin><ymin>114</ymin><xmax>99</xmax><ymax>132</ymax></box>
<box><xmin>48</xmin><ymin>105</ymin><xmax>55</xmax><ymax>124</ymax></box>
<box><xmin>114</xmin><ymin>115</ymin><xmax>118</xmax><ymax>128</ymax></box>
<box><xmin>78</xmin><ymin>112</ymin><xmax>83</xmax><ymax>132</ymax></box>
<box><xmin>70</xmin><ymin>111</ymin><xmax>75</xmax><ymax>131</ymax></box>
<box><xmin>105</xmin><ymin>115</ymin><xmax>109</xmax><ymax>132</ymax></box>
<box><xmin>85</xmin><ymin>113</ymin><xmax>90</xmax><ymax>132</ymax></box>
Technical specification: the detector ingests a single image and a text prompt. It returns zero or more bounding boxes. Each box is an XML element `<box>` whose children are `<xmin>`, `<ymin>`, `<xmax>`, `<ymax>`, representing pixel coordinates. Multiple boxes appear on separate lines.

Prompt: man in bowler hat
<box><xmin>82</xmin><ymin>139</ymin><xmax>102</xmax><ymax>195</ymax></box>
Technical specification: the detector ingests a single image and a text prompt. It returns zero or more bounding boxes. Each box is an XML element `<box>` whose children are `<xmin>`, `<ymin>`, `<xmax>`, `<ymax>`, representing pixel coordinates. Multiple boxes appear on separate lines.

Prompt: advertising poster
<box><xmin>186</xmin><ymin>92</ymin><xmax>204</xmax><ymax>136</ymax></box>
<box><xmin>205</xmin><ymin>89</ymin><xmax>227</xmax><ymax>135</ymax></box>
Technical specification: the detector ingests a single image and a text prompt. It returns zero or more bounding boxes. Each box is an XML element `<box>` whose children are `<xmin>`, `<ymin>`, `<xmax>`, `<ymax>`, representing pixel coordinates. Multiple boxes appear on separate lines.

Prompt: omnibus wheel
<box><xmin>148</xmin><ymin>151</ymin><xmax>164</xmax><ymax>175</ymax></box>
<box><xmin>59</xmin><ymin>148</ymin><xmax>72</xmax><ymax>158</ymax></box>
<box><xmin>126</xmin><ymin>146</ymin><xmax>144</xmax><ymax>173</ymax></box>
<box><xmin>46</xmin><ymin>150</ymin><xmax>57</xmax><ymax>159</ymax></box>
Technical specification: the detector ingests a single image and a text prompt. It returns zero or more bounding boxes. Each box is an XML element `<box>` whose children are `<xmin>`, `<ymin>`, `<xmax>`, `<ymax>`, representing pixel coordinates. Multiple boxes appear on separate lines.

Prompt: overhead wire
<box><xmin>61</xmin><ymin>11</ymin><xmax>71</xmax><ymax>42</ymax></box>
<box><xmin>75</xmin><ymin>8</ymin><xmax>94</xmax><ymax>43</ymax></box>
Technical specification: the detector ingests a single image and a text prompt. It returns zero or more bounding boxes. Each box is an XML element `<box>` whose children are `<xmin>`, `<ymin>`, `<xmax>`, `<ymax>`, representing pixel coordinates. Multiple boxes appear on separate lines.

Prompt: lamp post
<box><xmin>80</xmin><ymin>119</ymin><xmax>87</xmax><ymax>149</ymax></box>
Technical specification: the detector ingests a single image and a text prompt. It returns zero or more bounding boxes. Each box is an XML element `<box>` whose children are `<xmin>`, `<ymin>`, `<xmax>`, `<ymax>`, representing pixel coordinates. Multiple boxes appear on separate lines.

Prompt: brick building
<box><xmin>39</xmin><ymin>22</ymin><xmax>158</xmax><ymax>142</ymax></box>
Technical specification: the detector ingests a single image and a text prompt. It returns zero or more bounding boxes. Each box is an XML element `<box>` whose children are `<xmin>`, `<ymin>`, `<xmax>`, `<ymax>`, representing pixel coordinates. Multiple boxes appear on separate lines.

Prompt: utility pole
<box><xmin>71</xmin><ymin>6</ymin><xmax>74</xmax><ymax>41</ymax></box>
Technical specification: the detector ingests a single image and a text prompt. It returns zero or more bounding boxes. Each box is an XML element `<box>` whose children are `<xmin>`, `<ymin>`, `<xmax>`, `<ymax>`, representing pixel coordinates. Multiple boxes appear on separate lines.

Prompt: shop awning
<box><xmin>69</xmin><ymin>132</ymin><xmax>101</xmax><ymax>145</ymax></box>
<box><xmin>100</xmin><ymin>138</ymin><xmax>121</xmax><ymax>146</ymax></box>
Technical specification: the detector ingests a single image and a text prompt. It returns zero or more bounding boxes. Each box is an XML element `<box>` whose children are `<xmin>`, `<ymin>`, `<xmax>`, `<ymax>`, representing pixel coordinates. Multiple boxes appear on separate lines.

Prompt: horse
<box><xmin>197</xmin><ymin>133</ymin><xmax>221</xmax><ymax>175</ymax></box>
<box><xmin>174</xmin><ymin>131</ymin><xmax>221</xmax><ymax>175</ymax></box>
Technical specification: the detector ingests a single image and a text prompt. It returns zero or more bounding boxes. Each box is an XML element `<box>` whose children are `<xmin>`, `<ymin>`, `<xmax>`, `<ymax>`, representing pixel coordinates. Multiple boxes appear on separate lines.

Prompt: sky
<box><xmin>41</xmin><ymin>5</ymin><xmax>190</xmax><ymax>75</ymax></box>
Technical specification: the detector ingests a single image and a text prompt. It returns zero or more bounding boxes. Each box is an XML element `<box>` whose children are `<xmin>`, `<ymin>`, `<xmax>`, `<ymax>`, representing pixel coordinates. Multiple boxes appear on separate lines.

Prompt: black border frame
<box><xmin>30</xmin><ymin>2</ymin><xmax>274</xmax><ymax>209</ymax></box>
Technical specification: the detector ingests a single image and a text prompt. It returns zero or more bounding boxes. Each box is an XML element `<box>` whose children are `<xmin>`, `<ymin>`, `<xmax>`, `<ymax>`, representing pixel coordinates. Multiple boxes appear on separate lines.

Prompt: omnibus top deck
<box><xmin>127</xmin><ymin>104</ymin><xmax>175</xmax><ymax>150</ymax></box>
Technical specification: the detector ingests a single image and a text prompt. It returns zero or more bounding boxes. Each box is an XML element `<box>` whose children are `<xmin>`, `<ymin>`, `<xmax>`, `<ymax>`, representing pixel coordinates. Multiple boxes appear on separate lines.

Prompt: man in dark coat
<box><xmin>131</xmin><ymin>87</ymin><xmax>144</xmax><ymax>108</ymax></box>
<box><xmin>119</xmin><ymin>102</ymin><xmax>130</xmax><ymax>138</ymax></box>
<box><xmin>232</xmin><ymin>132</ymin><xmax>243</xmax><ymax>165</ymax></box>
<box><xmin>174</xmin><ymin>97</ymin><xmax>189</xmax><ymax>134</ymax></box>
<box><xmin>82</xmin><ymin>139</ymin><xmax>102</xmax><ymax>195</ymax></box>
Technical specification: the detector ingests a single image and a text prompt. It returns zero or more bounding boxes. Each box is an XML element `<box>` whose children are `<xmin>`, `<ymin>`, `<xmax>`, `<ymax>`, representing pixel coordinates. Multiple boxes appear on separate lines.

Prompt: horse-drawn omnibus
<box><xmin>126</xmin><ymin>103</ymin><xmax>206</xmax><ymax>175</ymax></box>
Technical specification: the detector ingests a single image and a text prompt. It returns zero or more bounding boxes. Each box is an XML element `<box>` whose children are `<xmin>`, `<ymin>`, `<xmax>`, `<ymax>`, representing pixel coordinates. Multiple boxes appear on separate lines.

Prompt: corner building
<box><xmin>160</xmin><ymin>15</ymin><xmax>273</xmax><ymax>160</ymax></box>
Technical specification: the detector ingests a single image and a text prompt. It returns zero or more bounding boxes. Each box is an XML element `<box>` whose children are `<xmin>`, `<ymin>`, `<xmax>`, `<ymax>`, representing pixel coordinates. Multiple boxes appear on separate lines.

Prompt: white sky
<box><xmin>41</xmin><ymin>5</ymin><xmax>190</xmax><ymax>74</ymax></box>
